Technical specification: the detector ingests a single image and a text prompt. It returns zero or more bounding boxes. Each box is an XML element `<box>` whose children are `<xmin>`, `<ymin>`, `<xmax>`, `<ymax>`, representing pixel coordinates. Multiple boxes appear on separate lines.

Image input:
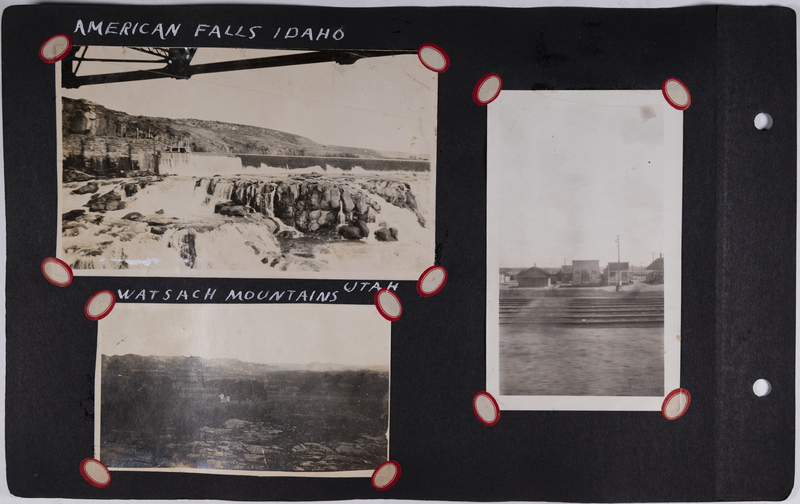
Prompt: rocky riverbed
<box><xmin>60</xmin><ymin>171</ymin><xmax>433</xmax><ymax>276</ymax></box>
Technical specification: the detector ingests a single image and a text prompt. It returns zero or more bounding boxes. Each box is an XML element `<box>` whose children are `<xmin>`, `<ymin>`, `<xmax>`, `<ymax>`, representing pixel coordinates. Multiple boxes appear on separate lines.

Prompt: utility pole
<box><xmin>615</xmin><ymin>235</ymin><xmax>621</xmax><ymax>292</ymax></box>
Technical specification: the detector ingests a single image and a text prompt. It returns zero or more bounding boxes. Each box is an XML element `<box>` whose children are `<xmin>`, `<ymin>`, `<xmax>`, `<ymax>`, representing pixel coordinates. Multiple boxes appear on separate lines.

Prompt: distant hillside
<box><xmin>102</xmin><ymin>353</ymin><xmax>388</xmax><ymax>376</ymax></box>
<box><xmin>62</xmin><ymin>97</ymin><xmax>426</xmax><ymax>161</ymax></box>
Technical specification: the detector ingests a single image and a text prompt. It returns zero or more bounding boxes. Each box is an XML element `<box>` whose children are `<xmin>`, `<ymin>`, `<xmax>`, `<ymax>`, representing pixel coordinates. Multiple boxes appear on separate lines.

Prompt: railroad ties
<box><xmin>499</xmin><ymin>295</ymin><xmax>664</xmax><ymax>327</ymax></box>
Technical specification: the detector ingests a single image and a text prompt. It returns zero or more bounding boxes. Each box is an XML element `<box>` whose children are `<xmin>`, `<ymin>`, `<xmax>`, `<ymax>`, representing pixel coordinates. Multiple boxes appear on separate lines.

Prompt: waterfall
<box><xmin>60</xmin><ymin>170</ymin><xmax>434</xmax><ymax>276</ymax></box>
<box><xmin>159</xmin><ymin>153</ymin><xmax>244</xmax><ymax>176</ymax></box>
<box><xmin>266</xmin><ymin>185</ymin><xmax>277</xmax><ymax>217</ymax></box>
<box><xmin>207</xmin><ymin>179</ymin><xmax>234</xmax><ymax>200</ymax></box>
<box><xmin>337</xmin><ymin>200</ymin><xmax>346</xmax><ymax>225</ymax></box>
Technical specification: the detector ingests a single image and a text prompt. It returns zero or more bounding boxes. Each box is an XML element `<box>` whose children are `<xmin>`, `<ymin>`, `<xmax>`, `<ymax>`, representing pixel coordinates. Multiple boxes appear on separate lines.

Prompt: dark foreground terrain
<box><xmin>499</xmin><ymin>287</ymin><xmax>664</xmax><ymax>396</ymax></box>
<box><xmin>100</xmin><ymin>355</ymin><xmax>389</xmax><ymax>472</ymax></box>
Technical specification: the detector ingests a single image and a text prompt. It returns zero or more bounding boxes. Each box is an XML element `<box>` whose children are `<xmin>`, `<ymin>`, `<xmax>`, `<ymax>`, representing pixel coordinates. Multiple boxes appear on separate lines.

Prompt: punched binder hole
<box><xmin>754</xmin><ymin>113</ymin><xmax>773</xmax><ymax>130</ymax></box>
<box><xmin>753</xmin><ymin>379</ymin><xmax>772</xmax><ymax>397</ymax></box>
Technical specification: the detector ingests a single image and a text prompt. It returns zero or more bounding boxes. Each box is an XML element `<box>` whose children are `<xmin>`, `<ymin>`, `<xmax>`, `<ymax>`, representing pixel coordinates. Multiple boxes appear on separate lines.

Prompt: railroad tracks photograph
<box><xmin>498</xmin><ymin>283</ymin><xmax>665</xmax><ymax>397</ymax></box>
<box><xmin>486</xmin><ymin>90</ymin><xmax>683</xmax><ymax>410</ymax></box>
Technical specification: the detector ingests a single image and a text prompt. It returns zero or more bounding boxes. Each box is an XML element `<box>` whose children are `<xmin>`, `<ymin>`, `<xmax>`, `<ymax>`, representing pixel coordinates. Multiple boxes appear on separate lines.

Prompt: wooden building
<box><xmin>499</xmin><ymin>268</ymin><xmax>524</xmax><ymax>284</ymax></box>
<box><xmin>555</xmin><ymin>265</ymin><xmax>573</xmax><ymax>283</ymax></box>
<box><xmin>645</xmin><ymin>256</ymin><xmax>664</xmax><ymax>284</ymax></box>
<box><xmin>603</xmin><ymin>262</ymin><xmax>630</xmax><ymax>285</ymax></box>
<box><xmin>572</xmin><ymin>260</ymin><xmax>601</xmax><ymax>286</ymax></box>
<box><xmin>516</xmin><ymin>266</ymin><xmax>555</xmax><ymax>288</ymax></box>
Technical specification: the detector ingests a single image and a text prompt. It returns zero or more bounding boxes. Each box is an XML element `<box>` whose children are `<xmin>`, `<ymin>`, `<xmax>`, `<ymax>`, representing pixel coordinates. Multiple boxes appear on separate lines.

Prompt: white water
<box><xmin>159</xmin><ymin>153</ymin><xmax>244</xmax><ymax>177</ymax></box>
<box><xmin>158</xmin><ymin>152</ymin><xmax>409</xmax><ymax>179</ymax></box>
<box><xmin>66</xmin><ymin>220</ymin><xmax>283</xmax><ymax>273</ymax></box>
<box><xmin>61</xmin><ymin>173</ymin><xmax>433</xmax><ymax>277</ymax></box>
<box><xmin>159</xmin><ymin>152</ymin><xmax>360</xmax><ymax>178</ymax></box>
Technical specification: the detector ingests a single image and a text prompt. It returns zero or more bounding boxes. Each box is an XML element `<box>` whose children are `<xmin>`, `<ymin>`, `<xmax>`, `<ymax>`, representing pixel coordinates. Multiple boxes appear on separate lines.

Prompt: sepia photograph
<box><xmin>58</xmin><ymin>46</ymin><xmax>437</xmax><ymax>278</ymax></box>
<box><xmin>486</xmin><ymin>90</ymin><xmax>682</xmax><ymax>411</ymax></box>
<box><xmin>95</xmin><ymin>303</ymin><xmax>391</xmax><ymax>476</ymax></box>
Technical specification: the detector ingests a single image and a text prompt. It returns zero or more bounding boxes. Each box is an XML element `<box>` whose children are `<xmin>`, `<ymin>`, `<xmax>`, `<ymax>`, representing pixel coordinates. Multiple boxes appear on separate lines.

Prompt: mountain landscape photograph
<box><xmin>96</xmin><ymin>303</ymin><xmax>391</xmax><ymax>476</ymax></box>
<box><xmin>58</xmin><ymin>47</ymin><xmax>437</xmax><ymax>278</ymax></box>
<box><xmin>100</xmin><ymin>354</ymin><xmax>389</xmax><ymax>474</ymax></box>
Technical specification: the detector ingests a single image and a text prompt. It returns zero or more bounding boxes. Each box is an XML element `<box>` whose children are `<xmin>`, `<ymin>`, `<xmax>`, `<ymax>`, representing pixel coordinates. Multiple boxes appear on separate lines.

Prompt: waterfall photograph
<box><xmin>57</xmin><ymin>46</ymin><xmax>437</xmax><ymax>279</ymax></box>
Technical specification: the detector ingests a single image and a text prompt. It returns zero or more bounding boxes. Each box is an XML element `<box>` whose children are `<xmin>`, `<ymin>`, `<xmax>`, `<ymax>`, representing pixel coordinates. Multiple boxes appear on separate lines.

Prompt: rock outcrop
<box><xmin>359</xmin><ymin>180</ymin><xmax>426</xmax><ymax>227</ymax></box>
<box><xmin>202</xmin><ymin>178</ymin><xmax>391</xmax><ymax>235</ymax></box>
<box><xmin>374</xmin><ymin>227</ymin><xmax>399</xmax><ymax>242</ymax></box>
<box><xmin>86</xmin><ymin>190</ymin><xmax>127</xmax><ymax>212</ymax></box>
<box><xmin>71</xmin><ymin>182</ymin><xmax>99</xmax><ymax>195</ymax></box>
<box><xmin>62</xmin><ymin>209</ymin><xmax>85</xmax><ymax>221</ymax></box>
<box><xmin>213</xmin><ymin>200</ymin><xmax>280</xmax><ymax>233</ymax></box>
<box><xmin>337</xmin><ymin>226</ymin><xmax>362</xmax><ymax>240</ymax></box>
<box><xmin>63</xmin><ymin>169</ymin><xmax>93</xmax><ymax>182</ymax></box>
<box><xmin>123</xmin><ymin>183</ymin><xmax>138</xmax><ymax>197</ymax></box>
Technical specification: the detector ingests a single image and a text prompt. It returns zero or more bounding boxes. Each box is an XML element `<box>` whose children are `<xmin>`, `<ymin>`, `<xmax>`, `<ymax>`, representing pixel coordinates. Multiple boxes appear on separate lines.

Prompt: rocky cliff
<box><xmin>203</xmin><ymin>175</ymin><xmax>424</xmax><ymax>236</ymax></box>
<box><xmin>62</xmin><ymin>97</ymin><xmax>429</xmax><ymax>178</ymax></box>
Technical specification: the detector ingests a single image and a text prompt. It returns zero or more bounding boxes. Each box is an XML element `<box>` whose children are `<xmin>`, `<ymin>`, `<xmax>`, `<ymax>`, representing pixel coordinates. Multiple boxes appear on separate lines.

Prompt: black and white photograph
<box><xmin>95</xmin><ymin>303</ymin><xmax>390</xmax><ymax>476</ymax></box>
<box><xmin>486</xmin><ymin>90</ymin><xmax>682</xmax><ymax>411</ymax></box>
<box><xmin>58</xmin><ymin>46</ymin><xmax>437</xmax><ymax>278</ymax></box>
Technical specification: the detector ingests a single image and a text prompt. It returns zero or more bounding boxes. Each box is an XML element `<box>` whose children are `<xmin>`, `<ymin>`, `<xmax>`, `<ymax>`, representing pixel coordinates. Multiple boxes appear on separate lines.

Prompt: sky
<box><xmin>61</xmin><ymin>47</ymin><xmax>438</xmax><ymax>155</ymax></box>
<box><xmin>489</xmin><ymin>90</ymin><xmax>680</xmax><ymax>269</ymax></box>
<box><xmin>99</xmin><ymin>303</ymin><xmax>391</xmax><ymax>368</ymax></box>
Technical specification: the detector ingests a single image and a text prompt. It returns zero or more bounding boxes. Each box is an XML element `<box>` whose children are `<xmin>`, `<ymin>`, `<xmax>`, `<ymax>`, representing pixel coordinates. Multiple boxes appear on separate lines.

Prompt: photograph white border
<box><xmin>94</xmin><ymin>302</ymin><xmax>391</xmax><ymax>477</ymax></box>
<box><xmin>55</xmin><ymin>47</ymin><xmax>437</xmax><ymax>280</ymax></box>
<box><xmin>486</xmin><ymin>90</ymin><xmax>683</xmax><ymax>411</ymax></box>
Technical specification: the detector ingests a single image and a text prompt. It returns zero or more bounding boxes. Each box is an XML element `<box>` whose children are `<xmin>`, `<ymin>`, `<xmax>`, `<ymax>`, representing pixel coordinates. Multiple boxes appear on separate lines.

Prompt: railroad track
<box><xmin>499</xmin><ymin>296</ymin><xmax>664</xmax><ymax>327</ymax></box>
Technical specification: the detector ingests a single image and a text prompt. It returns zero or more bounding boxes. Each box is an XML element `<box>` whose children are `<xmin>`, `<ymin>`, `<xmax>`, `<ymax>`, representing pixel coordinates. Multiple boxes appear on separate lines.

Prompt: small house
<box><xmin>572</xmin><ymin>260</ymin><xmax>601</xmax><ymax>286</ymax></box>
<box><xmin>555</xmin><ymin>265</ymin><xmax>573</xmax><ymax>283</ymax></box>
<box><xmin>500</xmin><ymin>267</ymin><xmax>525</xmax><ymax>282</ymax></box>
<box><xmin>516</xmin><ymin>266</ymin><xmax>555</xmax><ymax>288</ymax></box>
<box><xmin>604</xmin><ymin>262</ymin><xmax>630</xmax><ymax>285</ymax></box>
<box><xmin>645</xmin><ymin>256</ymin><xmax>664</xmax><ymax>284</ymax></box>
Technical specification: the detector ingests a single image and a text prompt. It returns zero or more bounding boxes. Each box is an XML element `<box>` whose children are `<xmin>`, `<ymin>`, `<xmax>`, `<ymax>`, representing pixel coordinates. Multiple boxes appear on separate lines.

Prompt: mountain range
<box><xmin>102</xmin><ymin>353</ymin><xmax>389</xmax><ymax>376</ymax></box>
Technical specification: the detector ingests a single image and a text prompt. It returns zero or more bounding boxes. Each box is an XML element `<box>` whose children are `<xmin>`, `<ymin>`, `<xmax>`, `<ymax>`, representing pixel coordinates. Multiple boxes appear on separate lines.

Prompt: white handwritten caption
<box><xmin>74</xmin><ymin>20</ymin><xmax>344</xmax><ymax>41</ymax></box>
